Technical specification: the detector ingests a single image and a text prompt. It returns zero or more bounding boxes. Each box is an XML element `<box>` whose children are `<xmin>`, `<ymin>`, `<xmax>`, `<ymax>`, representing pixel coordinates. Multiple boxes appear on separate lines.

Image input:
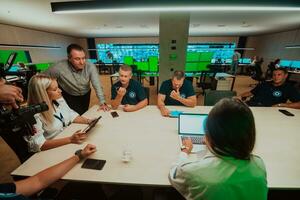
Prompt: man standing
<box><xmin>230</xmin><ymin>50</ymin><xmax>241</xmax><ymax>75</ymax></box>
<box><xmin>239</xmin><ymin>68</ymin><xmax>300</xmax><ymax>109</ymax></box>
<box><xmin>157</xmin><ymin>70</ymin><xmax>196</xmax><ymax>117</ymax></box>
<box><xmin>111</xmin><ymin>65</ymin><xmax>148</xmax><ymax>112</ymax></box>
<box><xmin>45</xmin><ymin>44</ymin><xmax>109</xmax><ymax>115</ymax></box>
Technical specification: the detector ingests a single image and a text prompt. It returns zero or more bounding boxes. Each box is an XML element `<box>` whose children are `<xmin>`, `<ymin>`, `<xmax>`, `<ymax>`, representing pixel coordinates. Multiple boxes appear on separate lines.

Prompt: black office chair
<box><xmin>112</xmin><ymin>61</ymin><xmax>120</xmax><ymax>74</ymax></box>
<box><xmin>98</xmin><ymin>61</ymin><xmax>110</xmax><ymax>74</ymax></box>
<box><xmin>204</xmin><ymin>90</ymin><xmax>237</xmax><ymax>106</ymax></box>
<box><xmin>196</xmin><ymin>71</ymin><xmax>217</xmax><ymax>95</ymax></box>
<box><xmin>143</xmin><ymin>86</ymin><xmax>150</xmax><ymax>105</ymax></box>
<box><xmin>249</xmin><ymin>63</ymin><xmax>265</xmax><ymax>87</ymax></box>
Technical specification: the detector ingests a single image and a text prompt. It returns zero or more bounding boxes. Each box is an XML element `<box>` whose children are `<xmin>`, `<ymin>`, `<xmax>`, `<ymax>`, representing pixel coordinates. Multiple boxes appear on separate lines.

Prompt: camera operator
<box><xmin>0</xmin><ymin>144</ymin><xmax>97</xmax><ymax>199</ymax></box>
<box><xmin>0</xmin><ymin>79</ymin><xmax>24</xmax><ymax>109</ymax></box>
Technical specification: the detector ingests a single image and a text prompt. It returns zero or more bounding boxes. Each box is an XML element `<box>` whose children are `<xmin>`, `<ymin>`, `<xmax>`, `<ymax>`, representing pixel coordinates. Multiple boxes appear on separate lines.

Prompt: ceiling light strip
<box><xmin>285</xmin><ymin>45</ymin><xmax>300</xmax><ymax>49</ymax></box>
<box><xmin>53</xmin><ymin>6</ymin><xmax>300</xmax><ymax>14</ymax></box>
<box><xmin>0</xmin><ymin>44</ymin><xmax>61</xmax><ymax>49</ymax></box>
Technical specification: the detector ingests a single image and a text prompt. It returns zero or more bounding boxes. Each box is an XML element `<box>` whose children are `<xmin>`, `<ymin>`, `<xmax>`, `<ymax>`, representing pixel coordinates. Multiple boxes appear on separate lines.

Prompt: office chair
<box><xmin>204</xmin><ymin>90</ymin><xmax>237</xmax><ymax>106</ymax></box>
<box><xmin>143</xmin><ymin>86</ymin><xmax>150</xmax><ymax>105</ymax></box>
<box><xmin>98</xmin><ymin>61</ymin><xmax>110</xmax><ymax>74</ymax></box>
<box><xmin>249</xmin><ymin>63</ymin><xmax>265</xmax><ymax>87</ymax></box>
<box><xmin>196</xmin><ymin>71</ymin><xmax>217</xmax><ymax>95</ymax></box>
<box><xmin>112</xmin><ymin>61</ymin><xmax>120</xmax><ymax>74</ymax></box>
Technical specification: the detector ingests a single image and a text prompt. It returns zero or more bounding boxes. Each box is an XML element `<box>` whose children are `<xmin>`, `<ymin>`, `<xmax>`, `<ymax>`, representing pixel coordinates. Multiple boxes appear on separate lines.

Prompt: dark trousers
<box><xmin>61</xmin><ymin>87</ymin><xmax>91</xmax><ymax>115</ymax></box>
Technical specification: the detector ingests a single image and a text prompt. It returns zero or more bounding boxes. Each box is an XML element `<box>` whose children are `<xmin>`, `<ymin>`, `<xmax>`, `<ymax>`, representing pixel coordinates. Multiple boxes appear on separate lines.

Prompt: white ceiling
<box><xmin>0</xmin><ymin>0</ymin><xmax>300</xmax><ymax>38</ymax></box>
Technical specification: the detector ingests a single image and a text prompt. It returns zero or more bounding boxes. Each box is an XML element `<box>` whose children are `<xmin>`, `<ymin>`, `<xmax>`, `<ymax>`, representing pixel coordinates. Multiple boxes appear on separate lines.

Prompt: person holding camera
<box><xmin>0</xmin><ymin>144</ymin><xmax>97</xmax><ymax>199</ymax></box>
<box><xmin>26</xmin><ymin>74</ymin><xmax>95</xmax><ymax>152</ymax></box>
<box><xmin>0</xmin><ymin>79</ymin><xmax>23</xmax><ymax>108</ymax></box>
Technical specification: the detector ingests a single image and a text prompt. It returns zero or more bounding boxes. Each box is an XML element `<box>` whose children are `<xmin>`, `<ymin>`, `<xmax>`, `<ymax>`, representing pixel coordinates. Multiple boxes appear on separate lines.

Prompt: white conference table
<box><xmin>12</xmin><ymin>106</ymin><xmax>300</xmax><ymax>189</ymax></box>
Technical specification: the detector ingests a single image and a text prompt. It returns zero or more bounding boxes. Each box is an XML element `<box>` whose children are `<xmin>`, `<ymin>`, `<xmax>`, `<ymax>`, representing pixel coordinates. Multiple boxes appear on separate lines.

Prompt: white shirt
<box><xmin>24</xmin><ymin>97</ymin><xmax>79</xmax><ymax>152</ymax></box>
<box><xmin>169</xmin><ymin>151</ymin><xmax>268</xmax><ymax>200</ymax></box>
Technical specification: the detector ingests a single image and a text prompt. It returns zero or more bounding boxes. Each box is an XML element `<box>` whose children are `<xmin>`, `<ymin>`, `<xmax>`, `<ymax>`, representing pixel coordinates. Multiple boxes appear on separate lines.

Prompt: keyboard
<box><xmin>181</xmin><ymin>136</ymin><xmax>204</xmax><ymax>144</ymax></box>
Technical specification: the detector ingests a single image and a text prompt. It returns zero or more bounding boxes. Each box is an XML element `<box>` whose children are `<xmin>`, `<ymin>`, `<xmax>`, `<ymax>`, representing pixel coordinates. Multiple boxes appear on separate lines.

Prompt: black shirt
<box><xmin>0</xmin><ymin>183</ymin><xmax>28</xmax><ymax>200</ymax></box>
<box><xmin>159</xmin><ymin>79</ymin><xmax>195</xmax><ymax>105</ymax></box>
<box><xmin>247</xmin><ymin>81</ymin><xmax>300</xmax><ymax>106</ymax></box>
<box><xmin>111</xmin><ymin>79</ymin><xmax>146</xmax><ymax>105</ymax></box>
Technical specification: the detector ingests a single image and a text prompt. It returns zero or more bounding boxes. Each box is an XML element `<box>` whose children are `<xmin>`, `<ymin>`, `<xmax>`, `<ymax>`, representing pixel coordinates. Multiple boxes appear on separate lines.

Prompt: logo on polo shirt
<box><xmin>129</xmin><ymin>91</ymin><xmax>136</xmax><ymax>98</ymax></box>
<box><xmin>273</xmin><ymin>90</ymin><xmax>282</xmax><ymax>97</ymax></box>
<box><xmin>180</xmin><ymin>93</ymin><xmax>186</xmax><ymax>98</ymax></box>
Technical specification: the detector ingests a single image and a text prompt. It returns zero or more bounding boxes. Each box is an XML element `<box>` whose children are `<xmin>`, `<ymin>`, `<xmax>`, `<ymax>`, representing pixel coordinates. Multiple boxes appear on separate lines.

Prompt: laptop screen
<box><xmin>179</xmin><ymin>114</ymin><xmax>208</xmax><ymax>135</ymax></box>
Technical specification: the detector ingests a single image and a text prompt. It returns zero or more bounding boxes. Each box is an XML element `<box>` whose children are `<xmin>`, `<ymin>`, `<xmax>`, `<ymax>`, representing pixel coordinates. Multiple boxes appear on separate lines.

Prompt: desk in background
<box><xmin>12</xmin><ymin>106</ymin><xmax>300</xmax><ymax>189</ymax></box>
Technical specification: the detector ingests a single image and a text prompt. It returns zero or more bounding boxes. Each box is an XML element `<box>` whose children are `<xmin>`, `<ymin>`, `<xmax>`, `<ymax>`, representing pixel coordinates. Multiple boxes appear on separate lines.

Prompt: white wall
<box><xmin>0</xmin><ymin>24</ymin><xmax>84</xmax><ymax>63</ymax></box>
<box><xmin>245</xmin><ymin>29</ymin><xmax>300</xmax><ymax>71</ymax></box>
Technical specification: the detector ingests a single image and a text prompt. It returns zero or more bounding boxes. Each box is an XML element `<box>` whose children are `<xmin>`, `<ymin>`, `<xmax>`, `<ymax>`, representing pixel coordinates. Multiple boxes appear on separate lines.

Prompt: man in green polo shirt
<box><xmin>111</xmin><ymin>65</ymin><xmax>148</xmax><ymax>112</ymax></box>
<box><xmin>157</xmin><ymin>70</ymin><xmax>196</xmax><ymax>117</ymax></box>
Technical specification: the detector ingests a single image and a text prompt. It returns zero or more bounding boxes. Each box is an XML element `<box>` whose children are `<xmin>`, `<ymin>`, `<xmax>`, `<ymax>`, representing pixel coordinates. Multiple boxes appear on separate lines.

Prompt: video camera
<box><xmin>0</xmin><ymin>102</ymin><xmax>49</xmax><ymax>163</ymax></box>
<box><xmin>0</xmin><ymin>102</ymin><xmax>48</xmax><ymax>133</ymax></box>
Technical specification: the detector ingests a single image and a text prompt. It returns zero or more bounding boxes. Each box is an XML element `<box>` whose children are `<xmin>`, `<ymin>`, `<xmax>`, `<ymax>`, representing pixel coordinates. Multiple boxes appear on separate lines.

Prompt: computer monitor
<box><xmin>8</xmin><ymin>65</ymin><xmax>20</xmax><ymax>72</ymax></box>
<box><xmin>280</xmin><ymin>60</ymin><xmax>292</xmax><ymax>68</ymax></box>
<box><xmin>87</xmin><ymin>59</ymin><xmax>97</xmax><ymax>64</ymax></box>
<box><xmin>242</xmin><ymin>58</ymin><xmax>251</xmax><ymax>64</ymax></box>
<box><xmin>225</xmin><ymin>59</ymin><xmax>232</xmax><ymax>64</ymax></box>
<box><xmin>4</xmin><ymin>52</ymin><xmax>17</xmax><ymax>70</ymax></box>
<box><xmin>291</xmin><ymin>61</ymin><xmax>300</xmax><ymax>69</ymax></box>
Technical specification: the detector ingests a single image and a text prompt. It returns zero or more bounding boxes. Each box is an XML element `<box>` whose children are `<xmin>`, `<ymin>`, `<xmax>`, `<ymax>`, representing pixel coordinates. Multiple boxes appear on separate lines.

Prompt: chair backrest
<box><xmin>197</xmin><ymin>71</ymin><xmax>217</xmax><ymax>93</ymax></box>
<box><xmin>204</xmin><ymin>90</ymin><xmax>237</xmax><ymax>106</ymax></box>
<box><xmin>143</xmin><ymin>87</ymin><xmax>150</xmax><ymax>105</ymax></box>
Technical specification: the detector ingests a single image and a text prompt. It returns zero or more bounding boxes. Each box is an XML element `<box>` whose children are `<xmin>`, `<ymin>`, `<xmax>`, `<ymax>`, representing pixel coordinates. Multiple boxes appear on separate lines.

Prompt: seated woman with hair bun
<box><xmin>26</xmin><ymin>74</ymin><xmax>94</xmax><ymax>152</ymax></box>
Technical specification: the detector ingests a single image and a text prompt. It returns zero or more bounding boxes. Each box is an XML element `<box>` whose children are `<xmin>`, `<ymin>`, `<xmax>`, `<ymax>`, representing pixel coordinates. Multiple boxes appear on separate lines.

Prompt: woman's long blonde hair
<box><xmin>27</xmin><ymin>74</ymin><xmax>55</xmax><ymax>124</ymax></box>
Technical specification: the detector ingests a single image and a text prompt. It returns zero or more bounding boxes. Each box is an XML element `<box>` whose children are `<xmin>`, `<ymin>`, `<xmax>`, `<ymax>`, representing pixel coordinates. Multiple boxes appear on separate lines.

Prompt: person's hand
<box><xmin>69</xmin><ymin>130</ymin><xmax>87</xmax><ymax>144</ymax></box>
<box><xmin>182</xmin><ymin>138</ymin><xmax>193</xmax><ymax>154</ymax></box>
<box><xmin>160</xmin><ymin>107</ymin><xmax>170</xmax><ymax>117</ymax></box>
<box><xmin>117</xmin><ymin>87</ymin><xmax>126</xmax><ymax>97</ymax></box>
<box><xmin>81</xmin><ymin>144</ymin><xmax>97</xmax><ymax>158</ymax></box>
<box><xmin>123</xmin><ymin>104</ymin><xmax>135</xmax><ymax>112</ymax></box>
<box><xmin>98</xmin><ymin>103</ymin><xmax>111</xmax><ymax>111</ymax></box>
<box><xmin>170</xmin><ymin>89</ymin><xmax>181</xmax><ymax>101</ymax></box>
<box><xmin>0</xmin><ymin>84</ymin><xmax>23</xmax><ymax>108</ymax></box>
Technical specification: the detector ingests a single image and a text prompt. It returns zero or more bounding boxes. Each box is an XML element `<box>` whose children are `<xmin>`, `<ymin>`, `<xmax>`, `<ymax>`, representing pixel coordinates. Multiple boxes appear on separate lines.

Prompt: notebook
<box><xmin>170</xmin><ymin>110</ymin><xmax>183</xmax><ymax>118</ymax></box>
<box><xmin>82</xmin><ymin>116</ymin><xmax>102</xmax><ymax>133</ymax></box>
<box><xmin>178</xmin><ymin>113</ymin><xmax>208</xmax><ymax>153</ymax></box>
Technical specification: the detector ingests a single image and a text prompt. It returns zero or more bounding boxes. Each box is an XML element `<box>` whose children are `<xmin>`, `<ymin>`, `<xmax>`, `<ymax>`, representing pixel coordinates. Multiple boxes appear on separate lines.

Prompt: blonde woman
<box><xmin>26</xmin><ymin>74</ymin><xmax>93</xmax><ymax>152</ymax></box>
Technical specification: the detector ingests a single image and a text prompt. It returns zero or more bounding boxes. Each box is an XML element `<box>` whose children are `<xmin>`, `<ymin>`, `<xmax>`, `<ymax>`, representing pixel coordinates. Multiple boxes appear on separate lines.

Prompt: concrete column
<box><xmin>159</xmin><ymin>13</ymin><xmax>190</xmax><ymax>84</ymax></box>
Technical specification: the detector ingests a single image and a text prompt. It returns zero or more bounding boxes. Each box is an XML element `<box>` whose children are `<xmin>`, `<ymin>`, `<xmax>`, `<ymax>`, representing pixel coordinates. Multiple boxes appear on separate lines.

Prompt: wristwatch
<box><xmin>75</xmin><ymin>149</ymin><xmax>84</xmax><ymax>160</ymax></box>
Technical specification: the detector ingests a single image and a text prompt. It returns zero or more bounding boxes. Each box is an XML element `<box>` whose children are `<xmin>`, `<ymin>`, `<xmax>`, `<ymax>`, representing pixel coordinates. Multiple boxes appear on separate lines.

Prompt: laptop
<box><xmin>82</xmin><ymin>116</ymin><xmax>102</xmax><ymax>133</ymax></box>
<box><xmin>178</xmin><ymin>113</ymin><xmax>208</xmax><ymax>153</ymax></box>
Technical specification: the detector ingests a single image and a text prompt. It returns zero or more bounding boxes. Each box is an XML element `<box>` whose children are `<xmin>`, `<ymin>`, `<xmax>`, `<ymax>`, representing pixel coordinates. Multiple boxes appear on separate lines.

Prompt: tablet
<box><xmin>82</xmin><ymin>116</ymin><xmax>102</xmax><ymax>133</ymax></box>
